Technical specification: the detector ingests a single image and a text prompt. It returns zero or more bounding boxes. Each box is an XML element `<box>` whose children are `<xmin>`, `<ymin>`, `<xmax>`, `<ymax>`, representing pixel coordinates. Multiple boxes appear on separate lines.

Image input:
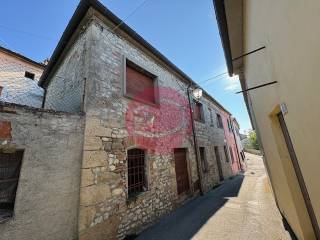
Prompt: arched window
<box><xmin>127</xmin><ymin>148</ymin><xmax>146</xmax><ymax>197</ymax></box>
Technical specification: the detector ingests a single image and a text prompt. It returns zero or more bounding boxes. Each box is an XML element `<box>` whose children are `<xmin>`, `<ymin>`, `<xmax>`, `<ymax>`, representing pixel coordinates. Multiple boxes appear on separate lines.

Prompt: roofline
<box><xmin>213</xmin><ymin>0</ymin><xmax>233</xmax><ymax>76</ymax></box>
<box><xmin>0</xmin><ymin>45</ymin><xmax>46</xmax><ymax>69</ymax></box>
<box><xmin>39</xmin><ymin>0</ymin><xmax>231</xmax><ymax>114</ymax></box>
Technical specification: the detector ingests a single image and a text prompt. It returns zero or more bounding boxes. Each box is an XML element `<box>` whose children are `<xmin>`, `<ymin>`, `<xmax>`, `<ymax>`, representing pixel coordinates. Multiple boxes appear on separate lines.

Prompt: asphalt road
<box><xmin>137</xmin><ymin>153</ymin><xmax>292</xmax><ymax>240</ymax></box>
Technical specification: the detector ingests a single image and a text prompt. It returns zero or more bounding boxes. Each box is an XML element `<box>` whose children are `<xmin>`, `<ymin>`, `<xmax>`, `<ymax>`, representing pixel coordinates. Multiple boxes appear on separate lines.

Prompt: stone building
<box><xmin>220</xmin><ymin>109</ymin><xmax>242</xmax><ymax>174</ymax></box>
<box><xmin>37</xmin><ymin>1</ymin><xmax>238</xmax><ymax>238</ymax></box>
<box><xmin>0</xmin><ymin>0</ymin><xmax>240</xmax><ymax>239</ymax></box>
<box><xmin>0</xmin><ymin>46</ymin><xmax>45</xmax><ymax>108</ymax></box>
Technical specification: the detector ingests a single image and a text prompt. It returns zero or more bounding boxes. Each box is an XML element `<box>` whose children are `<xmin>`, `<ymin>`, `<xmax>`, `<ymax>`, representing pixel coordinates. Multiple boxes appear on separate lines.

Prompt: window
<box><xmin>229</xmin><ymin>147</ymin><xmax>235</xmax><ymax>163</ymax></box>
<box><xmin>125</xmin><ymin>59</ymin><xmax>157</xmax><ymax>104</ymax></box>
<box><xmin>217</xmin><ymin>113</ymin><xmax>223</xmax><ymax>128</ymax></box>
<box><xmin>0</xmin><ymin>150</ymin><xmax>23</xmax><ymax>221</ymax></box>
<box><xmin>193</xmin><ymin>101</ymin><xmax>204</xmax><ymax>122</ymax></box>
<box><xmin>209</xmin><ymin>108</ymin><xmax>214</xmax><ymax>126</ymax></box>
<box><xmin>24</xmin><ymin>71</ymin><xmax>35</xmax><ymax>80</ymax></box>
<box><xmin>199</xmin><ymin>147</ymin><xmax>208</xmax><ymax>172</ymax></box>
<box><xmin>227</xmin><ymin>119</ymin><xmax>231</xmax><ymax>132</ymax></box>
<box><xmin>223</xmin><ymin>146</ymin><xmax>230</xmax><ymax>162</ymax></box>
<box><xmin>127</xmin><ymin>148</ymin><xmax>146</xmax><ymax>197</ymax></box>
<box><xmin>0</xmin><ymin>86</ymin><xmax>3</xmax><ymax>96</ymax></box>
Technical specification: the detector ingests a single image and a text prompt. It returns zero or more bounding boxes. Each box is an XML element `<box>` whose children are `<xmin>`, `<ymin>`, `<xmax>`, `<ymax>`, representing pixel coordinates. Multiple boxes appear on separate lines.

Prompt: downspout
<box><xmin>41</xmin><ymin>88</ymin><xmax>47</xmax><ymax>108</ymax></box>
<box><xmin>187</xmin><ymin>85</ymin><xmax>204</xmax><ymax>196</ymax></box>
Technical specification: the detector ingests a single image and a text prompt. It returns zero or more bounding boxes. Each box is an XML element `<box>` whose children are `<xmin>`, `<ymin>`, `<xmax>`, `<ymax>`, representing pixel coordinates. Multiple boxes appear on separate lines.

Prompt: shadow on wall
<box><xmin>136</xmin><ymin>175</ymin><xmax>245</xmax><ymax>240</ymax></box>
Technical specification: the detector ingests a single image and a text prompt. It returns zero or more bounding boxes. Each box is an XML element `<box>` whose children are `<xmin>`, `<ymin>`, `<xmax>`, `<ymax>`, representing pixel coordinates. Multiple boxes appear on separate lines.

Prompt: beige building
<box><xmin>214</xmin><ymin>0</ymin><xmax>320</xmax><ymax>239</ymax></box>
<box><xmin>0</xmin><ymin>46</ymin><xmax>44</xmax><ymax>107</ymax></box>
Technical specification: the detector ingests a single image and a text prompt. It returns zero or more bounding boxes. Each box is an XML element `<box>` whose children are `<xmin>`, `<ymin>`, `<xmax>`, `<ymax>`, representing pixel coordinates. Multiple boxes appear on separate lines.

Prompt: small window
<box><xmin>193</xmin><ymin>101</ymin><xmax>204</xmax><ymax>122</ymax></box>
<box><xmin>199</xmin><ymin>147</ymin><xmax>208</xmax><ymax>172</ymax></box>
<box><xmin>127</xmin><ymin>148</ymin><xmax>146</xmax><ymax>198</ymax></box>
<box><xmin>229</xmin><ymin>147</ymin><xmax>235</xmax><ymax>163</ymax></box>
<box><xmin>125</xmin><ymin>59</ymin><xmax>157</xmax><ymax>104</ymax></box>
<box><xmin>223</xmin><ymin>146</ymin><xmax>230</xmax><ymax>162</ymax></box>
<box><xmin>0</xmin><ymin>150</ymin><xmax>23</xmax><ymax>221</ymax></box>
<box><xmin>0</xmin><ymin>86</ymin><xmax>3</xmax><ymax>96</ymax></box>
<box><xmin>24</xmin><ymin>71</ymin><xmax>35</xmax><ymax>80</ymax></box>
<box><xmin>217</xmin><ymin>114</ymin><xmax>223</xmax><ymax>129</ymax></box>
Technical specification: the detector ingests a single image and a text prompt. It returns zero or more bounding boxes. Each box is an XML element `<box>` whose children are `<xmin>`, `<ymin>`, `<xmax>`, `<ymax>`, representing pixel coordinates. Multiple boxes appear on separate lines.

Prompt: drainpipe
<box><xmin>187</xmin><ymin>84</ymin><xmax>204</xmax><ymax>196</ymax></box>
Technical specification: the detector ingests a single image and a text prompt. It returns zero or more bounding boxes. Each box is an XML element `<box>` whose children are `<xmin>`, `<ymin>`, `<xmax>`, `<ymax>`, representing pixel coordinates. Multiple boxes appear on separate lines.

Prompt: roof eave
<box><xmin>213</xmin><ymin>0</ymin><xmax>234</xmax><ymax>77</ymax></box>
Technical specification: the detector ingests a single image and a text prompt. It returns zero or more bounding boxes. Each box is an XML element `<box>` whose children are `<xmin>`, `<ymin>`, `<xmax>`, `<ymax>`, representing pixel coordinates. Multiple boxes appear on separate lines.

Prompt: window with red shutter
<box><xmin>125</xmin><ymin>60</ymin><xmax>156</xmax><ymax>104</ymax></box>
<box><xmin>193</xmin><ymin>101</ymin><xmax>204</xmax><ymax>122</ymax></box>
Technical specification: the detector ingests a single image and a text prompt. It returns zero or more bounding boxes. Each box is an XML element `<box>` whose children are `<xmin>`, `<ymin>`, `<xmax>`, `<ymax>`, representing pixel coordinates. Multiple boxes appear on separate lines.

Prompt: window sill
<box><xmin>194</xmin><ymin>119</ymin><xmax>205</xmax><ymax>123</ymax></box>
<box><xmin>124</xmin><ymin>94</ymin><xmax>160</xmax><ymax>108</ymax></box>
<box><xmin>0</xmin><ymin>210</ymin><xmax>13</xmax><ymax>224</ymax></box>
<box><xmin>126</xmin><ymin>190</ymin><xmax>150</xmax><ymax>205</ymax></box>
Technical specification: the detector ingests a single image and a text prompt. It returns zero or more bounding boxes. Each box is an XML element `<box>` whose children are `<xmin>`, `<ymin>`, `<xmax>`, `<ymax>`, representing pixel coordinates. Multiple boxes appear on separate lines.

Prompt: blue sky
<box><xmin>0</xmin><ymin>0</ymin><xmax>251</xmax><ymax>132</ymax></box>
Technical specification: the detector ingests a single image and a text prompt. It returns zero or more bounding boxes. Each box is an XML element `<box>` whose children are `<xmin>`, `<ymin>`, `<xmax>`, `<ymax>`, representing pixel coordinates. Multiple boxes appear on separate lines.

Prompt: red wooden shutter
<box><xmin>126</xmin><ymin>65</ymin><xmax>155</xmax><ymax>103</ymax></box>
<box><xmin>194</xmin><ymin>102</ymin><xmax>202</xmax><ymax>121</ymax></box>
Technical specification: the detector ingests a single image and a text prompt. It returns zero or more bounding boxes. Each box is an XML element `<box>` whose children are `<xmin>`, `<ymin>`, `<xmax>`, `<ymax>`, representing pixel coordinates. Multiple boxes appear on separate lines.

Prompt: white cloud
<box><xmin>224</xmin><ymin>75</ymin><xmax>241</xmax><ymax>91</ymax></box>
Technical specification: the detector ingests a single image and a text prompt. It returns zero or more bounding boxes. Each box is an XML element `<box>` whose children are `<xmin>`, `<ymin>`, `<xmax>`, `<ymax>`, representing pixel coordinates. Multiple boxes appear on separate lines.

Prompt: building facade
<box><xmin>232</xmin><ymin>118</ymin><xmax>246</xmax><ymax>170</ymax></box>
<box><xmin>220</xmin><ymin>110</ymin><xmax>241</xmax><ymax>174</ymax></box>
<box><xmin>214</xmin><ymin>0</ymin><xmax>320</xmax><ymax>239</ymax></box>
<box><xmin>38</xmin><ymin>1</ymin><xmax>237</xmax><ymax>239</ymax></box>
<box><xmin>0</xmin><ymin>1</ymin><xmax>241</xmax><ymax>240</ymax></box>
<box><xmin>0</xmin><ymin>46</ymin><xmax>45</xmax><ymax>108</ymax></box>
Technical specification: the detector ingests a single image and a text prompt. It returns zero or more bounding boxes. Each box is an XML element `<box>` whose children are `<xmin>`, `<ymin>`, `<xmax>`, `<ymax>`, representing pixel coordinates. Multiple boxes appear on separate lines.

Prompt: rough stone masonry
<box><xmin>42</xmin><ymin>7</ymin><xmax>236</xmax><ymax>239</ymax></box>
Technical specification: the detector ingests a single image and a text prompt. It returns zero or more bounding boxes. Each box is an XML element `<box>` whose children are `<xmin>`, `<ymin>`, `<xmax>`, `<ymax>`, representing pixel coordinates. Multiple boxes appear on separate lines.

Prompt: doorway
<box><xmin>277</xmin><ymin>112</ymin><xmax>320</xmax><ymax>238</ymax></box>
<box><xmin>174</xmin><ymin>148</ymin><xmax>190</xmax><ymax>195</ymax></box>
<box><xmin>214</xmin><ymin>146</ymin><xmax>224</xmax><ymax>181</ymax></box>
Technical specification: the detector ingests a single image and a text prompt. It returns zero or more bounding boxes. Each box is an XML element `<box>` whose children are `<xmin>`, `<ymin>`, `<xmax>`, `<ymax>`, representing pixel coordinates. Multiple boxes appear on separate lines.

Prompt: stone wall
<box><xmin>44</xmin><ymin>26</ymin><xmax>88</xmax><ymax>113</ymax></box>
<box><xmin>0</xmin><ymin>103</ymin><xmax>84</xmax><ymax>240</ymax></box>
<box><xmin>195</xmin><ymin>97</ymin><xmax>233</xmax><ymax>192</ymax></box>
<box><xmin>77</xmin><ymin>14</ymin><xmax>234</xmax><ymax>239</ymax></box>
<box><xmin>42</xmin><ymin>10</ymin><xmax>236</xmax><ymax>240</ymax></box>
<box><xmin>79</xmin><ymin>17</ymin><xmax>199</xmax><ymax>239</ymax></box>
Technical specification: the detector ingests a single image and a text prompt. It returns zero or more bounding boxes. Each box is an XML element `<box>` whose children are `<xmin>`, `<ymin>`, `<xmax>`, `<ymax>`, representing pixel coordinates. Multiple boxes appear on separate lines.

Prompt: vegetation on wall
<box><xmin>248</xmin><ymin>130</ymin><xmax>260</xmax><ymax>150</ymax></box>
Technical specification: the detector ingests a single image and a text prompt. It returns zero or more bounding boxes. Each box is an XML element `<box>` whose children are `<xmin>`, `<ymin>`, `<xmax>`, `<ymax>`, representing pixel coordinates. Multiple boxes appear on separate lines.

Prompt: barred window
<box><xmin>0</xmin><ymin>150</ymin><xmax>23</xmax><ymax>221</ymax></box>
<box><xmin>127</xmin><ymin>148</ymin><xmax>146</xmax><ymax>198</ymax></box>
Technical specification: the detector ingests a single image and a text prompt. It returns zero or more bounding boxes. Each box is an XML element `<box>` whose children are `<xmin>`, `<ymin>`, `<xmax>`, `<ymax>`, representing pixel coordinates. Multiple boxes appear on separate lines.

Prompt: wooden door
<box><xmin>214</xmin><ymin>146</ymin><xmax>224</xmax><ymax>181</ymax></box>
<box><xmin>278</xmin><ymin>112</ymin><xmax>320</xmax><ymax>238</ymax></box>
<box><xmin>174</xmin><ymin>148</ymin><xmax>190</xmax><ymax>195</ymax></box>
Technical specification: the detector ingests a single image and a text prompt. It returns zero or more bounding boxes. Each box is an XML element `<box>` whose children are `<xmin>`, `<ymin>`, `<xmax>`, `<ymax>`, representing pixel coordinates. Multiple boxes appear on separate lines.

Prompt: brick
<box><xmin>0</xmin><ymin>121</ymin><xmax>12</xmax><ymax>139</ymax></box>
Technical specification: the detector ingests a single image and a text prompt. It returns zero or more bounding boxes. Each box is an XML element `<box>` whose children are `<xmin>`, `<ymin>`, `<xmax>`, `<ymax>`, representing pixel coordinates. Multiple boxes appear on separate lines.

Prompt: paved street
<box><xmin>138</xmin><ymin>153</ymin><xmax>292</xmax><ymax>240</ymax></box>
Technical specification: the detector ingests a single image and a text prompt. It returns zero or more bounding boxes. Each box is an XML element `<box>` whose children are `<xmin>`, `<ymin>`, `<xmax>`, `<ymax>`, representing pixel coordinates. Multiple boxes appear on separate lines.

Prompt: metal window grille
<box><xmin>127</xmin><ymin>149</ymin><xmax>146</xmax><ymax>197</ymax></box>
<box><xmin>0</xmin><ymin>150</ymin><xmax>23</xmax><ymax>220</ymax></box>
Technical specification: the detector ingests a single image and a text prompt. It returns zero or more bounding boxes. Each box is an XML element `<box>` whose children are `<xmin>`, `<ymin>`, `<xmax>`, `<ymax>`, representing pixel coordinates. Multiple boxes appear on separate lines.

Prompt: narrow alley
<box><xmin>138</xmin><ymin>153</ymin><xmax>292</xmax><ymax>240</ymax></box>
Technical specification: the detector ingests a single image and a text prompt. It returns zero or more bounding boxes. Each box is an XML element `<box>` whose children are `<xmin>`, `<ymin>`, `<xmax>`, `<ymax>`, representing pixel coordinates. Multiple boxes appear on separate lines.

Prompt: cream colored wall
<box><xmin>242</xmin><ymin>0</ymin><xmax>320</xmax><ymax>239</ymax></box>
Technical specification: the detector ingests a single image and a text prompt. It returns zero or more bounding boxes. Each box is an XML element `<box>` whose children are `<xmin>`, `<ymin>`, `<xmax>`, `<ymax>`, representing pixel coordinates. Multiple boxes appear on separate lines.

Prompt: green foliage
<box><xmin>248</xmin><ymin>130</ymin><xmax>260</xmax><ymax>150</ymax></box>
